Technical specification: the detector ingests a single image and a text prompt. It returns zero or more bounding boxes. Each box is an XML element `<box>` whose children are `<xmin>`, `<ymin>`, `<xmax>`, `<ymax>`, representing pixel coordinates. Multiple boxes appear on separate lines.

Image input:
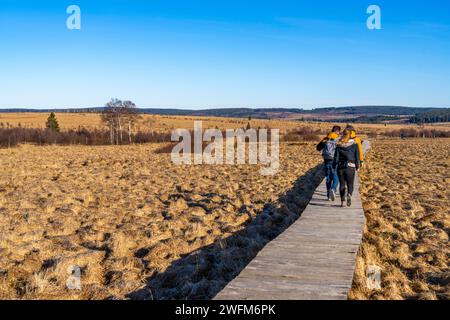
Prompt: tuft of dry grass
<box><xmin>350</xmin><ymin>139</ymin><xmax>450</xmax><ymax>300</ymax></box>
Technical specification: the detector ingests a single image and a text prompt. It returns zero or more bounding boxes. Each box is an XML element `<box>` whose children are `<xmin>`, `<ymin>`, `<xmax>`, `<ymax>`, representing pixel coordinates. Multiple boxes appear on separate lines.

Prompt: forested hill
<box><xmin>409</xmin><ymin>109</ymin><xmax>450</xmax><ymax>124</ymax></box>
<box><xmin>308</xmin><ymin>106</ymin><xmax>440</xmax><ymax>116</ymax></box>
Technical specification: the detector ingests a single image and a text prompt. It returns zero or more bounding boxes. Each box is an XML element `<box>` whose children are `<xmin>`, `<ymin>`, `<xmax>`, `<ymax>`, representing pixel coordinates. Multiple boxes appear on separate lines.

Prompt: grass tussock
<box><xmin>350</xmin><ymin>139</ymin><xmax>450</xmax><ymax>300</ymax></box>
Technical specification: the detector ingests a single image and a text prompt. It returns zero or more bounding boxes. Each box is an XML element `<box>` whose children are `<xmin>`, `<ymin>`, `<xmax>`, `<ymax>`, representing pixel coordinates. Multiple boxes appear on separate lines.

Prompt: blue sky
<box><xmin>1</xmin><ymin>0</ymin><xmax>449</xmax><ymax>109</ymax></box>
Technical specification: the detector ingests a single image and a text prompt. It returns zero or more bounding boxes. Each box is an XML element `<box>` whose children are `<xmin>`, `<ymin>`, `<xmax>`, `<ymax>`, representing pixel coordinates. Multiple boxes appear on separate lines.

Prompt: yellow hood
<box><xmin>327</xmin><ymin>132</ymin><xmax>339</xmax><ymax>140</ymax></box>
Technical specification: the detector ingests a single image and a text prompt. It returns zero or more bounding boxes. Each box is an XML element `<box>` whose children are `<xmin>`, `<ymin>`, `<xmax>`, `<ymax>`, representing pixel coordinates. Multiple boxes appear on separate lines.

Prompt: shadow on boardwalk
<box><xmin>126</xmin><ymin>164</ymin><xmax>324</xmax><ymax>300</ymax></box>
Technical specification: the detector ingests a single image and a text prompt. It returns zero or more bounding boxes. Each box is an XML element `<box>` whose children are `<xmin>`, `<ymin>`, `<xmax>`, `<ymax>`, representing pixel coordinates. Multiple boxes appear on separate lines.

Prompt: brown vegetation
<box><xmin>350</xmin><ymin>139</ymin><xmax>450</xmax><ymax>300</ymax></box>
<box><xmin>2</xmin><ymin>112</ymin><xmax>448</xmax><ymax>135</ymax></box>
<box><xmin>282</xmin><ymin>127</ymin><xmax>321</xmax><ymax>142</ymax></box>
<box><xmin>0</xmin><ymin>127</ymin><xmax>172</xmax><ymax>148</ymax></box>
<box><xmin>0</xmin><ymin>142</ymin><xmax>322</xmax><ymax>299</ymax></box>
<box><xmin>0</xmin><ymin>112</ymin><xmax>307</xmax><ymax>133</ymax></box>
<box><xmin>384</xmin><ymin>128</ymin><xmax>450</xmax><ymax>138</ymax></box>
<box><xmin>1</xmin><ymin>112</ymin><xmax>449</xmax><ymax>300</ymax></box>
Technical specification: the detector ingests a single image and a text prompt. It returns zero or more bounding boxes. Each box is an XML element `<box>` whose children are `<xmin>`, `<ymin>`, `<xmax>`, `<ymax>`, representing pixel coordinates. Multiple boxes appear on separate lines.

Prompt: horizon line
<box><xmin>0</xmin><ymin>105</ymin><xmax>448</xmax><ymax>111</ymax></box>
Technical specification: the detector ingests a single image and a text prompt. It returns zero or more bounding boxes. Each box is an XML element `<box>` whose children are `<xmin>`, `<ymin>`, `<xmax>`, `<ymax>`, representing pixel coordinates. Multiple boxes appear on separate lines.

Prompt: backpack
<box><xmin>322</xmin><ymin>139</ymin><xmax>337</xmax><ymax>160</ymax></box>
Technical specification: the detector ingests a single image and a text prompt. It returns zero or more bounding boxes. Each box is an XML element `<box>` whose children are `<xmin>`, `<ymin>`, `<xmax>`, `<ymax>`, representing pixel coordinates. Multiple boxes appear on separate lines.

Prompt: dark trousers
<box><xmin>338</xmin><ymin>167</ymin><xmax>356</xmax><ymax>199</ymax></box>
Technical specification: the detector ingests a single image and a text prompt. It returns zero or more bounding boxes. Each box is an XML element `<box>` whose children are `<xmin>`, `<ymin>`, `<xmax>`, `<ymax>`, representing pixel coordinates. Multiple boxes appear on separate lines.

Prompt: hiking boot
<box><xmin>330</xmin><ymin>189</ymin><xmax>336</xmax><ymax>202</ymax></box>
<box><xmin>347</xmin><ymin>194</ymin><xmax>352</xmax><ymax>207</ymax></box>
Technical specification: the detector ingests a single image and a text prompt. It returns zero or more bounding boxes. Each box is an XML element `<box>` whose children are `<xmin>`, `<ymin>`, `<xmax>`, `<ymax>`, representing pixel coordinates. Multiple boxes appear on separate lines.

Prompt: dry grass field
<box><xmin>1</xmin><ymin>112</ymin><xmax>449</xmax><ymax>300</ymax></box>
<box><xmin>1</xmin><ymin>112</ymin><xmax>448</xmax><ymax>134</ymax></box>
<box><xmin>0</xmin><ymin>142</ymin><xmax>323</xmax><ymax>299</ymax></box>
<box><xmin>0</xmin><ymin>112</ymin><xmax>305</xmax><ymax>133</ymax></box>
<box><xmin>350</xmin><ymin>139</ymin><xmax>450</xmax><ymax>300</ymax></box>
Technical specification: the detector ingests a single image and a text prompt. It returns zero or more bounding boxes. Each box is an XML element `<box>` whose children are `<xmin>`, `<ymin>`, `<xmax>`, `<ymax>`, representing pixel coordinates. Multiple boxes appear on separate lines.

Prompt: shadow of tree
<box><xmin>126</xmin><ymin>163</ymin><xmax>324</xmax><ymax>300</ymax></box>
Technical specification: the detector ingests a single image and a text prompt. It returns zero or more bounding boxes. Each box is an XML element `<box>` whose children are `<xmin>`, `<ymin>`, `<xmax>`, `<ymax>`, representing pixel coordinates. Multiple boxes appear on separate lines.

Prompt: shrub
<box><xmin>301</xmin><ymin>134</ymin><xmax>321</xmax><ymax>141</ymax></box>
<box><xmin>283</xmin><ymin>127</ymin><xmax>322</xmax><ymax>142</ymax></box>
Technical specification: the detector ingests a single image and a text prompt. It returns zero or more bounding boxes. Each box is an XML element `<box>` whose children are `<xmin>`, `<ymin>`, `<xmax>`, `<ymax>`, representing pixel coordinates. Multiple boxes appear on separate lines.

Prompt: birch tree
<box><xmin>101</xmin><ymin>99</ymin><xmax>140</xmax><ymax>144</ymax></box>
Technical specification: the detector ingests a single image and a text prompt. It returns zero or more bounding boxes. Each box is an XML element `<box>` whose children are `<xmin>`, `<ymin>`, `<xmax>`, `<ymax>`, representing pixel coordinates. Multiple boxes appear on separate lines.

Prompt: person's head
<box><xmin>341</xmin><ymin>129</ymin><xmax>352</xmax><ymax>144</ymax></box>
<box><xmin>345</xmin><ymin>125</ymin><xmax>355</xmax><ymax>131</ymax></box>
<box><xmin>345</xmin><ymin>125</ymin><xmax>357</xmax><ymax>138</ymax></box>
<box><xmin>331</xmin><ymin>125</ymin><xmax>341</xmax><ymax>134</ymax></box>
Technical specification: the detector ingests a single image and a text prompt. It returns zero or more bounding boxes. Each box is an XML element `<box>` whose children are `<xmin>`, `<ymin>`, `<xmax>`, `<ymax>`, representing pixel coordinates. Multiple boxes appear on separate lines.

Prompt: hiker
<box><xmin>316</xmin><ymin>125</ymin><xmax>341</xmax><ymax>201</ymax></box>
<box><xmin>334</xmin><ymin>129</ymin><xmax>361</xmax><ymax>207</ymax></box>
<box><xmin>345</xmin><ymin>125</ymin><xmax>364</xmax><ymax>167</ymax></box>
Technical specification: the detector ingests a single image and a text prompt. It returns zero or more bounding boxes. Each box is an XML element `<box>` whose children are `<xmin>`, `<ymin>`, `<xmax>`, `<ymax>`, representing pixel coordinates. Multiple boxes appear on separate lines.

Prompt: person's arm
<box><xmin>356</xmin><ymin>138</ymin><xmax>364</xmax><ymax>162</ymax></box>
<box><xmin>333</xmin><ymin>147</ymin><xmax>339</xmax><ymax>169</ymax></box>
<box><xmin>316</xmin><ymin>137</ymin><xmax>327</xmax><ymax>151</ymax></box>
<box><xmin>355</xmin><ymin>144</ymin><xmax>361</xmax><ymax>170</ymax></box>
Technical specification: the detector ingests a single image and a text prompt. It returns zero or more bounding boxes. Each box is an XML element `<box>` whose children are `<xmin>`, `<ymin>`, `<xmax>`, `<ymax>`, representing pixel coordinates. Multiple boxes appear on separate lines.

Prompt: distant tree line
<box><xmin>330</xmin><ymin>115</ymin><xmax>404</xmax><ymax>124</ymax></box>
<box><xmin>312</xmin><ymin>106</ymin><xmax>438</xmax><ymax>116</ymax></box>
<box><xmin>410</xmin><ymin>109</ymin><xmax>450</xmax><ymax>124</ymax></box>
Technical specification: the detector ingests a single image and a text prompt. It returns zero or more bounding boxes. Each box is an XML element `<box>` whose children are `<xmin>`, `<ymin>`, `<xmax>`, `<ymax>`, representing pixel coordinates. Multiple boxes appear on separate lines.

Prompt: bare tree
<box><xmin>122</xmin><ymin>100</ymin><xmax>140</xmax><ymax>143</ymax></box>
<box><xmin>101</xmin><ymin>99</ymin><xmax>121</xmax><ymax>144</ymax></box>
<box><xmin>101</xmin><ymin>99</ymin><xmax>140</xmax><ymax>145</ymax></box>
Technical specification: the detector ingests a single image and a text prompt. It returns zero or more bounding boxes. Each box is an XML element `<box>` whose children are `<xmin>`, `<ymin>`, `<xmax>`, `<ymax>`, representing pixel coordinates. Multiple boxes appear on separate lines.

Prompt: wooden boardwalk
<box><xmin>215</xmin><ymin>141</ymin><xmax>371</xmax><ymax>300</ymax></box>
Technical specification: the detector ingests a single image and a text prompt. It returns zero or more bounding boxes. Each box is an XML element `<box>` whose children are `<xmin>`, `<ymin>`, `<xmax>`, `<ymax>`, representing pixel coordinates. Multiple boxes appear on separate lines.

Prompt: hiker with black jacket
<box><xmin>334</xmin><ymin>129</ymin><xmax>360</xmax><ymax>207</ymax></box>
<box><xmin>316</xmin><ymin>126</ymin><xmax>341</xmax><ymax>201</ymax></box>
<box><xmin>345</xmin><ymin>125</ymin><xmax>364</xmax><ymax>167</ymax></box>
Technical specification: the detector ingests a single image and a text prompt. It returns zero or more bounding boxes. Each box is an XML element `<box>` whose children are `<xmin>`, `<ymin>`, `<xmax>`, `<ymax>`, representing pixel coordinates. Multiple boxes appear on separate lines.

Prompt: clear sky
<box><xmin>1</xmin><ymin>0</ymin><xmax>449</xmax><ymax>109</ymax></box>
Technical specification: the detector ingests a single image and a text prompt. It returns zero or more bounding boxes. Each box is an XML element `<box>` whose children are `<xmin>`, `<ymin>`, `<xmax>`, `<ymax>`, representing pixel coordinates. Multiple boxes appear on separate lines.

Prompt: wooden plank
<box><xmin>215</xmin><ymin>141</ymin><xmax>371</xmax><ymax>300</ymax></box>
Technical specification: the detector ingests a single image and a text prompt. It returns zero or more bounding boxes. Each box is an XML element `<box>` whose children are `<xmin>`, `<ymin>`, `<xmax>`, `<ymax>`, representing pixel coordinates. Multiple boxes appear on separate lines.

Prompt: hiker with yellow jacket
<box><xmin>334</xmin><ymin>129</ymin><xmax>361</xmax><ymax>207</ymax></box>
<box><xmin>345</xmin><ymin>125</ymin><xmax>364</xmax><ymax>166</ymax></box>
